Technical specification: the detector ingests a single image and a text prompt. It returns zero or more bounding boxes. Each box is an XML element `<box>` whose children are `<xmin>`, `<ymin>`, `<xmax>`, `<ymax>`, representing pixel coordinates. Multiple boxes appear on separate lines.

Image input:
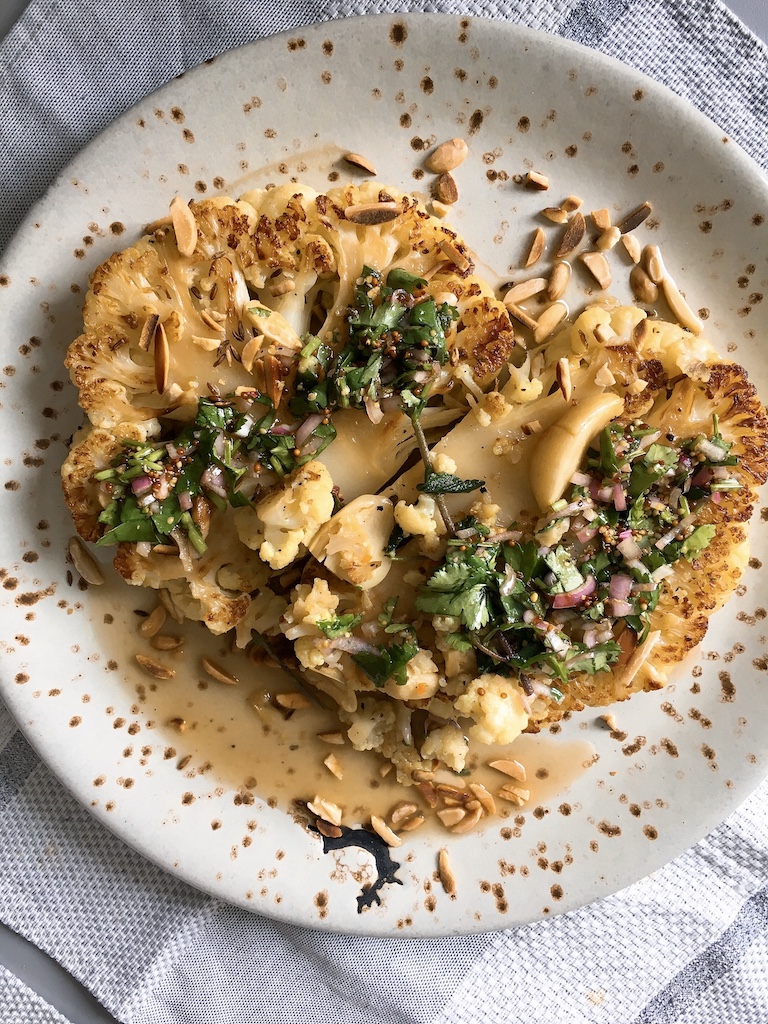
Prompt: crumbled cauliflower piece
<box><xmin>343</xmin><ymin>697</ymin><xmax>397</xmax><ymax>752</ymax></box>
<box><xmin>281</xmin><ymin>579</ymin><xmax>339</xmax><ymax>640</ymax></box>
<box><xmin>468</xmin><ymin>499</ymin><xmax>500</xmax><ymax>530</ymax></box>
<box><xmin>420</xmin><ymin>724</ymin><xmax>469</xmax><ymax>773</ymax></box>
<box><xmin>432</xmin><ymin>453</ymin><xmax>457</xmax><ymax>475</ymax></box>
<box><xmin>294</xmin><ymin>636</ymin><xmax>330</xmax><ymax>671</ymax></box>
<box><xmin>394</xmin><ymin>494</ymin><xmax>444</xmax><ymax>539</ymax></box>
<box><xmin>383</xmin><ymin>648</ymin><xmax>441</xmax><ymax>701</ymax></box>
<box><xmin>505</xmin><ymin>363</ymin><xmax>544</xmax><ymax>404</ymax></box>
<box><xmin>235</xmin><ymin>461</ymin><xmax>334</xmax><ymax>570</ymax></box>
<box><xmin>482</xmin><ymin>391</ymin><xmax>512</xmax><ymax>421</ymax></box>
<box><xmin>454</xmin><ymin>673</ymin><xmax>529</xmax><ymax>745</ymax></box>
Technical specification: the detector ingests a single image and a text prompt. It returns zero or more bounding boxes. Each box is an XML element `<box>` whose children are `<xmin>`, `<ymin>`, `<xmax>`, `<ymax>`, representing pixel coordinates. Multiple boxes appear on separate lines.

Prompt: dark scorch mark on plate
<box><xmin>317</xmin><ymin>825</ymin><xmax>402</xmax><ymax>912</ymax></box>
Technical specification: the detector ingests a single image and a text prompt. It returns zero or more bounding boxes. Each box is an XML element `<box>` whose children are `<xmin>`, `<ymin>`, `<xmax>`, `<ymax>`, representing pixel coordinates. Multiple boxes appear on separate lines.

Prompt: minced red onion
<box><xmin>712</xmin><ymin>491</ymin><xmax>722</xmax><ymax>504</ymax></box>
<box><xmin>363</xmin><ymin>397</ymin><xmax>384</xmax><ymax>425</ymax></box>
<box><xmin>270</xmin><ymin>423</ymin><xmax>293</xmax><ymax>436</ymax></box>
<box><xmin>613</xmin><ymin>483</ymin><xmax>627</xmax><ymax>512</ymax></box>
<box><xmin>551</xmin><ymin>575</ymin><xmax>596</xmax><ymax>609</ymax></box>
<box><xmin>609</xmin><ymin>574</ymin><xmax>633</xmax><ymax>601</ymax></box>
<box><xmin>201</xmin><ymin>465</ymin><xmax>228</xmax><ymax>498</ymax></box>
<box><xmin>575</xmin><ymin>527</ymin><xmax>598</xmax><ymax>543</ymax></box>
<box><xmin>213</xmin><ymin>431</ymin><xmax>226</xmax><ymax>458</ymax></box>
<box><xmin>178</xmin><ymin>491</ymin><xmax>193</xmax><ymax>512</ymax></box>
<box><xmin>131</xmin><ymin>475</ymin><xmax>153</xmax><ymax>496</ymax></box>
<box><xmin>570</xmin><ymin>471</ymin><xmax>592</xmax><ymax>487</ymax></box>
<box><xmin>609</xmin><ymin>598</ymin><xmax>633</xmax><ymax>617</ymax></box>
<box><xmin>295</xmin><ymin>413</ymin><xmax>324</xmax><ymax>447</ymax></box>
<box><xmin>618</xmin><ymin>536</ymin><xmax>643</xmax><ymax>561</ymax></box>
<box><xmin>136</xmin><ymin>542</ymin><xmax>152</xmax><ymax>558</ymax></box>
<box><xmin>583</xmin><ymin>627</ymin><xmax>597</xmax><ymax>649</ymax></box>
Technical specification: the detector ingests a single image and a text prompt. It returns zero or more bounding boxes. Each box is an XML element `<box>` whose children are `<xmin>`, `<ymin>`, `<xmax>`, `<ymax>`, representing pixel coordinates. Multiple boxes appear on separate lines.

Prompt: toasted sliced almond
<box><xmin>192</xmin><ymin>334</ymin><xmax>222</xmax><ymax>352</ymax></box>
<box><xmin>307</xmin><ymin>796</ymin><xmax>343</xmax><ymax>827</ymax></box>
<box><xmin>661</xmin><ymin>276</ymin><xmax>703</xmax><ymax>335</ymax></box>
<box><xmin>533</xmin><ymin>301</ymin><xmax>568</xmax><ymax>344</ymax></box>
<box><xmin>412</xmin><ymin>768</ymin><xmax>436</xmax><ymax>782</ymax></box>
<box><xmin>594</xmin><ymin>362</ymin><xmax>617</xmax><ymax>387</ymax></box>
<box><xmin>438</xmin><ymin>238</ymin><xmax>471</xmax><ymax>272</ymax></box>
<box><xmin>521</xmin><ymin>419</ymin><xmax>543</xmax><ymax>436</ymax></box>
<box><xmin>151</xmin><ymin>634</ymin><xmax>184</xmax><ymax>651</ymax></box>
<box><xmin>503</xmin><ymin>277</ymin><xmax>547</xmax><ymax>304</ymax></box>
<box><xmin>525</xmin><ymin>226</ymin><xmax>546</xmax><ymax>268</ymax></box>
<box><xmin>437</xmin><ymin>806</ymin><xmax>466</xmax><ymax>828</ymax></box>
<box><xmin>435</xmin><ymin>172</ymin><xmax>459</xmax><ymax>205</ymax></box>
<box><xmin>505</xmin><ymin>302</ymin><xmax>538</xmax><ymax>332</ymax></box>
<box><xmin>621</xmin><ymin>233</ymin><xmax>642</xmax><ymax>263</ymax></box>
<box><xmin>594</xmin><ymin>323</ymin><xmax>618</xmax><ymax>346</ymax></box>
<box><xmin>643</xmin><ymin>244</ymin><xmax>666</xmax><ymax>284</ymax></box>
<box><xmin>316</xmin><ymin>819</ymin><xmax>343</xmax><ymax>839</ymax></box>
<box><xmin>398</xmin><ymin>812</ymin><xmax>426</xmax><ymax>832</ymax></box>
<box><xmin>497</xmin><ymin>784</ymin><xmax>530</xmax><ymax>806</ymax></box>
<box><xmin>371</xmin><ymin>815</ymin><xmax>402</xmax><ymax>847</ymax></box>
<box><xmin>541</xmin><ymin>206</ymin><xmax>568</xmax><ymax>224</ymax></box>
<box><xmin>135</xmin><ymin>654</ymin><xmax>175</xmax><ymax>680</ymax></box>
<box><xmin>167</xmin><ymin>716</ymin><xmax>187</xmax><ymax>732</ymax></box>
<box><xmin>600</xmin><ymin>712</ymin><xmax>618</xmax><ymax>730</ymax></box>
<box><xmin>556</xmin><ymin>212</ymin><xmax>586</xmax><ymax>259</ymax></box>
<box><xmin>431</xmin><ymin>200</ymin><xmax>451</xmax><ymax>219</ymax></box>
<box><xmin>556</xmin><ymin>357</ymin><xmax>572</xmax><ymax>402</ymax></box>
<box><xmin>343</xmin><ymin>151</ymin><xmax>377</xmax><ymax>174</ymax></box>
<box><xmin>389</xmin><ymin>802</ymin><xmax>419</xmax><ymax>826</ymax></box>
<box><xmin>524</xmin><ymin>170</ymin><xmax>549</xmax><ymax>191</ymax></box>
<box><xmin>596</xmin><ymin>226</ymin><xmax>621</xmax><ymax>251</ymax></box>
<box><xmin>68</xmin><ymin>536</ymin><xmax>104</xmax><ymax>585</ymax></box>
<box><xmin>170</xmin><ymin>196</ymin><xmax>197</xmax><ymax>257</ymax></box>
<box><xmin>317</xmin><ymin>731</ymin><xmax>345</xmax><ymax>745</ymax></box>
<box><xmin>275</xmin><ymin>691</ymin><xmax>312</xmax><ymax>710</ymax></box>
<box><xmin>438</xmin><ymin>848</ymin><xmax>457</xmax><ymax>894</ymax></box>
<box><xmin>626</xmin><ymin>378</ymin><xmax>649</xmax><ymax>394</ymax></box>
<box><xmin>138</xmin><ymin>312</ymin><xmax>159</xmax><ymax>352</ymax></box>
<box><xmin>199</xmin><ymin>309</ymin><xmax>226</xmax><ymax>333</ymax></box>
<box><xmin>562</xmin><ymin>194</ymin><xmax>584</xmax><ymax>212</ymax></box>
<box><xmin>269</xmin><ymin>278</ymin><xmax>296</xmax><ymax>297</ymax></box>
<box><xmin>630</xmin><ymin>264</ymin><xmax>659</xmax><ymax>304</ymax></box>
<box><xmin>201</xmin><ymin>656</ymin><xmax>239</xmax><ymax>686</ymax></box>
<box><xmin>579</xmin><ymin>250</ymin><xmax>612</xmax><ymax>290</ymax></box>
<box><xmin>468</xmin><ymin>782</ymin><xmax>496</xmax><ymax>815</ymax></box>
<box><xmin>591</xmin><ymin>208</ymin><xmax>612</xmax><ymax>231</ymax></box>
<box><xmin>154</xmin><ymin>320</ymin><xmax>169</xmax><ymax>394</ymax></box>
<box><xmin>379</xmin><ymin>761</ymin><xmax>394</xmax><ymax>777</ymax></box>
<box><xmin>138</xmin><ymin>604</ymin><xmax>166</xmax><ymax>638</ymax></box>
<box><xmin>417</xmin><ymin>781</ymin><xmax>438</xmax><ymax>808</ymax></box>
<box><xmin>547</xmin><ymin>261</ymin><xmax>571</xmax><ymax>301</ymax></box>
<box><xmin>489</xmin><ymin>758</ymin><xmax>528</xmax><ymax>782</ymax></box>
<box><xmin>425</xmin><ymin>138</ymin><xmax>469</xmax><ymax>173</ymax></box>
<box><xmin>450</xmin><ymin>806</ymin><xmax>483</xmax><ymax>833</ymax></box>
<box><xmin>344</xmin><ymin>201</ymin><xmax>399</xmax><ymax>225</ymax></box>
<box><xmin>617</xmin><ymin>201</ymin><xmax>652</xmax><ymax>234</ymax></box>
<box><xmin>323</xmin><ymin>753</ymin><xmax>343</xmax><ymax>780</ymax></box>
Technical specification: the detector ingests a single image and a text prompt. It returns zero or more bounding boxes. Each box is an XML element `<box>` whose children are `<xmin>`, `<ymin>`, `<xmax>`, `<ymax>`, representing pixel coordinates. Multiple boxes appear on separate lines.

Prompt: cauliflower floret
<box><xmin>234</xmin><ymin>588</ymin><xmax>288</xmax><ymax>648</ymax></box>
<box><xmin>309</xmin><ymin>494</ymin><xmax>394</xmax><ymax>589</ymax></box>
<box><xmin>235</xmin><ymin>461</ymin><xmax>334</xmax><ymax>570</ymax></box>
<box><xmin>342</xmin><ymin>696</ymin><xmax>397</xmax><ymax>752</ymax></box>
<box><xmin>394</xmin><ymin>494</ymin><xmax>444</xmax><ymax>540</ymax></box>
<box><xmin>281</xmin><ymin>579</ymin><xmax>339</xmax><ymax>640</ymax></box>
<box><xmin>432</xmin><ymin>453</ymin><xmax>457</xmax><ymax>475</ymax></box>
<box><xmin>383</xmin><ymin>648</ymin><xmax>441</xmax><ymax>701</ymax></box>
<box><xmin>420</xmin><ymin>724</ymin><xmax>469</xmax><ymax>773</ymax></box>
<box><xmin>454</xmin><ymin>673</ymin><xmax>529</xmax><ymax>746</ymax></box>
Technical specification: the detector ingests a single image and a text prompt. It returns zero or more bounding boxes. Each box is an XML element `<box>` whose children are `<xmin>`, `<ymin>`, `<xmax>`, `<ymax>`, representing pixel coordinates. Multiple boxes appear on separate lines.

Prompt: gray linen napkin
<box><xmin>2</xmin><ymin>2</ymin><xmax>768</xmax><ymax>1022</ymax></box>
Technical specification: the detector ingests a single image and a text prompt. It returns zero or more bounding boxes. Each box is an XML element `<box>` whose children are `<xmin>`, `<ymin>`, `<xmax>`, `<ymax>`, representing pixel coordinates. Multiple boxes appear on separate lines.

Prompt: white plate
<box><xmin>2</xmin><ymin>14</ymin><xmax>768</xmax><ymax>936</ymax></box>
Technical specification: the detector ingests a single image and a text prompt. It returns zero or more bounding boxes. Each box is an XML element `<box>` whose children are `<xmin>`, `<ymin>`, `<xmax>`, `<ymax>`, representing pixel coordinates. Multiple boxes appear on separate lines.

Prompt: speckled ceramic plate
<box><xmin>2</xmin><ymin>14</ymin><xmax>768</xmax><ymax>936</ymax></box>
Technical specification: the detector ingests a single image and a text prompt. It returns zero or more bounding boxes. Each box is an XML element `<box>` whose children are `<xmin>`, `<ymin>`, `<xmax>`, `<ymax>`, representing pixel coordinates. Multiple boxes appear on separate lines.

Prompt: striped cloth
<box><xmin>1</xmin><ymin>2</ymin><xmax>768</xmax><ymax>1022</ymax></box>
